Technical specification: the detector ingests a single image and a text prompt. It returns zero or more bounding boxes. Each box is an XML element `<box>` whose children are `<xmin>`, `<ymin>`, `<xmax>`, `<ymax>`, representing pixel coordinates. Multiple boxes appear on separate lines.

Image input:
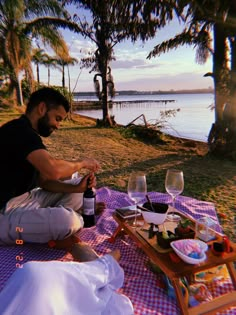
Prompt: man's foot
<box><xmin>48</xmin><ymin>234</ymin><xmax>81</xmax><ymax>249</ymax></box>
<box><xmin>108</xmin><ymin>249</ymin><xmax>121</xmax><ymax>262</ymax></box>
<box><xmin>70</xmin><ymin>243</ymin><xmax>121</xmax><ymax>263</ymax></box>
<box><xmin>71</xmin><ymin>242</ymin><xmax>99</xmax><ymax>262</ymax></box>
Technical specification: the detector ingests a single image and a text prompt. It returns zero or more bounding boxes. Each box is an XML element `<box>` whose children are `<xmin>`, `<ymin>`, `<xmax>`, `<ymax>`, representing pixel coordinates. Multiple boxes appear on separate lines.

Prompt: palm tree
<box><xmin>66</xmin><ymin>0</ymin><xmax>178</xmax><ymax>126</ymax></box>
<box><xmin>0</xmin><ymin>59</ymin><xmax>7</xmax><ymax>87</ymax></box>
<box><xmin>0</xmin><ymin>0</ymin><xmax>80</xmax><ymax>106</ymax></box>
<box><xmin>31</xmin><ymin>48</ymin><xmax>49</xmax><ymax>85</ymax></box>
<box><xmin>54</xmin><ymin>56</ymin><xmax>78</xmax><ymax>88</ymax></box>
<box><xmin>147</xmin><ymin>0</ymin><xmax>236</xmax><ymax>157</ymax></box>
<box><xmin>40</xmin><ymin>55</ymin><xmax>60</xmax><ymax>87</ymax></box>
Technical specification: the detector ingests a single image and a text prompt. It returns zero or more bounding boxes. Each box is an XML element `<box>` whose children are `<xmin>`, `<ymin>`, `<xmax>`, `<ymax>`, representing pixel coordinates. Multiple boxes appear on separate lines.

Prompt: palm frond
<box><xmin>24</xmin><ymin>17</ymin><xmax>82</xmax><ymax>35</ymax></box>
<box><xmin>147</xmin><ymin>30</ymin><xmax>193</xmax><ymax>59</ymax></box>
<box><xmin>24</xmin><ymin>0</ymin><xmax>69</xmax><ymax>19</ymax></box>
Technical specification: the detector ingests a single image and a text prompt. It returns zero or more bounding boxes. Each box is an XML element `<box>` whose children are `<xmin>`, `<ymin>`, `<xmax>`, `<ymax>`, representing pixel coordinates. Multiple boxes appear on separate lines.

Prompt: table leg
<box><xmin>171</xmin><ymin>278</ymin><xmax>189</xmax><ymax>315</ymax></box>
<box><xmin>226</xmin><ymin>261</ymin><xmax>236</xmax><ymax>288</ymax></box>
<box><xmin>108</xmin><ymin>226</ymin><xmax>123</xmax><ymax>243</ymax></box>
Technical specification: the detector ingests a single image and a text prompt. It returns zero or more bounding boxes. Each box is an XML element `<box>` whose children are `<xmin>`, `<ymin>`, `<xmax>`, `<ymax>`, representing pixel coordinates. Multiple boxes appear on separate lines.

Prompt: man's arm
<box><xmin>27</xmin><ymin>149</ymin><xmax>100</xmax><ymax>181</ymax></box>
<box><xmin>38</xmin><ymin>173</ymin><xmax>95</xmax><ymax>193</ymax></box>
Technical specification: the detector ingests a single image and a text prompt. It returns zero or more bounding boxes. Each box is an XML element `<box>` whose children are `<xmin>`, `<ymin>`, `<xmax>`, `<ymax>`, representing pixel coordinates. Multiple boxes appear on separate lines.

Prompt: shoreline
<box><xmin>74</xmin><ymin>112</ymin><xmax>207</xmax><ymax>145</ymax></box>
<box><xmin>72</xmin><ymin>94</ymin><xmax>212</xmax><ymax>144</ymax></box>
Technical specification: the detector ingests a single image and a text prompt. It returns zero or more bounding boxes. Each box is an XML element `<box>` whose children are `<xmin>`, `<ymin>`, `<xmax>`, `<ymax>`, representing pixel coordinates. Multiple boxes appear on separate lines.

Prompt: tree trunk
<box><xmin>48</xmin><ymin>67</ymin><xmax>50</xmax><ymax>86</ymax></box>
<box><xmin>62</xmin><ymin>64</ymin><xmax>65</xmax><ymax>88</ymax></box>
<box><xmin>9</xmin><ymin>70</ymin><xmax>24</xmax><ymax>106</ymax></box>
<box><xmin>36</xmin><ymin>63</ymin><xmax>40</xmax><ymax>84</ymax></box>
<box><xmin>16</xmin><ymin>77</ymin><xmax>24</xmax><ymax>106</ymax></box>
<box><xmin>208</xmin><ymin>23</ymin><xmax>231</xmax><ymax>156</ymax></box>
<box><xmin>229</xmin><ymin>39</ymin><xmax>236</xmax><ymax>133</ymax></box>
<box><xmin>101</xmin><ymin>68</ymin><xmax>108</xmax><ymax>121</ymax></box>
<box><xmin>212</xmin><ymin>23</ymin><xmax>228</xmax><ymax>122</ymax></box>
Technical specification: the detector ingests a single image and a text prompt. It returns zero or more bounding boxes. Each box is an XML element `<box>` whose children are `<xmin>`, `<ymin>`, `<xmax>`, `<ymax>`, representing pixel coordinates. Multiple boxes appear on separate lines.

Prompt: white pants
<box><xmin>0</xmin><ymin>178</ymin><xmax>84</xmax><ymax>245</ymax></box>
<box><xmin>0</xmin><ymin>255</ymin><xmax>134</xmax><ymax>315</ymax></box>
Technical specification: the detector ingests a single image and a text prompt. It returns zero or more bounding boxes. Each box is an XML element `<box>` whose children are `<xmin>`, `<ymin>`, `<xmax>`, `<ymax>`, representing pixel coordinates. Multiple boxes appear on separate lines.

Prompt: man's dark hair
<box><xmin>26</xmin><ymin>87</ymin><xmax>70</xmax><ymax>114</ymax></box>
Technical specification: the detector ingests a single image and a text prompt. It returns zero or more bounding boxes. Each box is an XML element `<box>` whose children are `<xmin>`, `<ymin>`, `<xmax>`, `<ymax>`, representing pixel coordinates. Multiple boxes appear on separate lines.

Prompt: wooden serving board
<box><xmin>136</xmin><ymin>214</ymin><xmax>190</xmax><ymax>254</ymax></box>
<box><xmin>136</xmin><ymin>223</ymin><xmax>175</xmax><ymax>253</ymax></box>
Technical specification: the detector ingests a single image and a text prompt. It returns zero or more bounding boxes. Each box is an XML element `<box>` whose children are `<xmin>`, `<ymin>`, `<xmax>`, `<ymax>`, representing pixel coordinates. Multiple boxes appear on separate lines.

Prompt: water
<box><xmin>74</xmin><ymin>93</ymin><xmax>215</xmax><ymax>142</ymax></box>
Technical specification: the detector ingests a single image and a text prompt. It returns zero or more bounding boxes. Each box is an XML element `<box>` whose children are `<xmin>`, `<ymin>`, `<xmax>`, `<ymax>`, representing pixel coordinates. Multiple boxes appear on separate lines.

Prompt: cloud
<box><xmin>110</xmin><ymin>58</ymin><xmax>158</xmax><ymax>70</ymax></box>
<box><xmin>70</xmin><ymin>39</ymin><xmax>96</xmax><ymax>56</ymax></box>
<box><xmin>114</xmin><ymin>71</ymin><xmax>213</xmax><ymax>91</ymax></box>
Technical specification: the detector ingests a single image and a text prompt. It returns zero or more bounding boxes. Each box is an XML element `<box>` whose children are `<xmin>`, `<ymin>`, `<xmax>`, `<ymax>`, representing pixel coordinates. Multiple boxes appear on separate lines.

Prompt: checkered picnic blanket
<box><xmin>0</xmin><ymin>187</ymin><xmax>235</xmax><ymax>315</ymax></box>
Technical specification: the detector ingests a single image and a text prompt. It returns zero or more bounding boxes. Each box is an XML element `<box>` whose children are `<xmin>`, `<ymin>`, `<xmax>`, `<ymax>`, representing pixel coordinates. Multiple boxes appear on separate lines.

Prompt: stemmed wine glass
<box><xmin>128</xmin><ymin>172</ymin><xmax>147</xmax><ymax>227</ymax></box>
<box><xmin>165</xmin><ymin>169</ymin><xmax>184</xmax><ymax>221</ymax></box>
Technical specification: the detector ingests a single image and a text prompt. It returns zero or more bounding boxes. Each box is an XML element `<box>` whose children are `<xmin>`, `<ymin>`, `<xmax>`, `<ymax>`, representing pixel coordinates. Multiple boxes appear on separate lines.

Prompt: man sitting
<box><xmin>0</xmin><ymin>87</ymin><xmax>102</xmax><ymax>245</ymax></box>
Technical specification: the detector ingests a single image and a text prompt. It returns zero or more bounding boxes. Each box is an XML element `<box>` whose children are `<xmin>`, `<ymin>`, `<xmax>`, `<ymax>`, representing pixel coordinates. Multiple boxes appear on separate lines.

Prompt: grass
<box><xmin>1</xmin><ymin>110</ymin><xmax>236</xmax><ymax>242</ymax></box>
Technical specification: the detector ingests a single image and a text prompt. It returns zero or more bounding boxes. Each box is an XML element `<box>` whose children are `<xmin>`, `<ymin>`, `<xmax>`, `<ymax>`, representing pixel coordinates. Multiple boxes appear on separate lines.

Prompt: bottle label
<box><xmin>83</xmin><ymin>197</ymin><xmax>95</xmax><ymax>215</ymax></box>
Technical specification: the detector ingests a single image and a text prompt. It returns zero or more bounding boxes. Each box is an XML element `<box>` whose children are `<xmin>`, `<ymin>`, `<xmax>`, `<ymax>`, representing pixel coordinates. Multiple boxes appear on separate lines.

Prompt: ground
<box><xmin>0</xmin><ymin>110</ymin><xmax>235</xmax><ymax>242</ymax></box>
<box><xmin>43</xmin><ymin>114</ymin><xmax>236</xmax><ymax>243</ymax></box>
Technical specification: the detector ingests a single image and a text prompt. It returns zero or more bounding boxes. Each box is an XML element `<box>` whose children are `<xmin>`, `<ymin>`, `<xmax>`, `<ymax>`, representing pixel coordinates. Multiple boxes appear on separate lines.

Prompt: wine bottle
<box><xmin>82</xmin><ymin>183</ymin><xmax>96</xmax><ymax>227</ymax></box>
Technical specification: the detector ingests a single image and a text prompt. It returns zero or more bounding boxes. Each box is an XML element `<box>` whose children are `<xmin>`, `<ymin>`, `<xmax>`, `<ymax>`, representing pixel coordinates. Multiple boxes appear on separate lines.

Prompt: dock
<box><xmin>72</xmin><ymin>99</ymin><xmax>176</xmax><ymax>110</ymax></box>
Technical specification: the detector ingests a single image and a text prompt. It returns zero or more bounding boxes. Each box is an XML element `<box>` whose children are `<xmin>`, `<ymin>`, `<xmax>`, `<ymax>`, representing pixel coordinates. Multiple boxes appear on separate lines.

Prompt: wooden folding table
<box><xmin>110</xmin><ymin>213</ymin><xmax>236</xmax><ymax>315</ymax></box>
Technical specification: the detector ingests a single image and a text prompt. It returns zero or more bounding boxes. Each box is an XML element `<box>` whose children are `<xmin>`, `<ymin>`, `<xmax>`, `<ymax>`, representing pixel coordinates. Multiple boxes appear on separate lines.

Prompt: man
<box><xmin>0</xmin><ymin>87</ymin><xmax>100</xmax><ymax>245</ymax></box>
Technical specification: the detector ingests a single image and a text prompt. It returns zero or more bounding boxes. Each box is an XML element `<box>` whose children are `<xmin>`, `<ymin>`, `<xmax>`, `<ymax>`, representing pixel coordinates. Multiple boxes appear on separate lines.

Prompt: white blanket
<box><xmin>0</xmin><ymin>255</ymin><xmax>134</xmax><ymax>315</ymax></box>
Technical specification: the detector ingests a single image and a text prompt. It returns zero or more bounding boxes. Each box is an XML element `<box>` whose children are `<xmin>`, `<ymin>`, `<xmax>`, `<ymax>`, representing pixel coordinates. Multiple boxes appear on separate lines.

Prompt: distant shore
<box><xmin>73</xmin><ymin>88</ymin><xmax>213</xmax><ymax>98</ymax></box>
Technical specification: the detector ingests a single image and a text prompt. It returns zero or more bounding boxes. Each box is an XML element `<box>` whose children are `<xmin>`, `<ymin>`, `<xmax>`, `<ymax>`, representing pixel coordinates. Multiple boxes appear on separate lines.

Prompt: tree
<box><xmin>0</xmin><ymin>0</ymin><xmax>80</xmax><ymax>106</ymax></box>
<box><xmin>0</xmin><ymin>59</ymin><xmax>7</xmax><ymax>87</ymax></box>
<box><xmin>147</xmin><ymin>0</ymin><xmax>236</xmax><ymax>158</ymax></box>
<box><xmin>54</xmin><ymin>56</ymin><xmax>78</xmax><ymax>88</ymax></box>
<box><xmin>63</xmin><ymin>0</ymin><xmax>179</xmax><ymax>126</ymax></box>
<box><xmin>31</xmin><ymin>48</ymin><xmax>49</xmax><ymax>85</ymax></box>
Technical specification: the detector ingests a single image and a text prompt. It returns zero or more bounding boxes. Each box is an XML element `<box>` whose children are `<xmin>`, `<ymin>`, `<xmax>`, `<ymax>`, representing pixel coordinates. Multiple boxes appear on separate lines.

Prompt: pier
<box><xmin>72</xmin><ymin>99</ymin><xmax>175</xmax><ymax>110</ymax></box>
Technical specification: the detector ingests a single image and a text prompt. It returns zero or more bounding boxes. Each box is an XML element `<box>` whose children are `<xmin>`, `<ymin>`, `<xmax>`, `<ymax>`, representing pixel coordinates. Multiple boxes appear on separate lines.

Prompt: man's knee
<box><xmin>52</xmin><ymin>207</ymin><xmax>84</xmax><ymax>239</ymax></box>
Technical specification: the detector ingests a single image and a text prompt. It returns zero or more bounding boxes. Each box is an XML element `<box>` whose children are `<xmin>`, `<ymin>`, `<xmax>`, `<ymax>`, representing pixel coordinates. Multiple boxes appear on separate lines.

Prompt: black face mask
<box><xmin>37</xmin><ymin>112</ymin><xmax>54</xmax><ymax>137</ymax></box>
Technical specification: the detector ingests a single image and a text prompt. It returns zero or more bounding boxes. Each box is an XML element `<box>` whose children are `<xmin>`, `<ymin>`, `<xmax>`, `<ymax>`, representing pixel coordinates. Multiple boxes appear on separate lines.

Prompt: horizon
<box><xmin>73</xmin><ymin>87</ymin><xmax>214</xmax><ymax>95</ymax></box>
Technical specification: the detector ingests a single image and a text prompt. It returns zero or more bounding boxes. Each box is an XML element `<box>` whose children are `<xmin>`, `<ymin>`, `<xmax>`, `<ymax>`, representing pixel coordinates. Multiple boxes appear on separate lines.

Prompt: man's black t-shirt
<box><xmin>0</xmin><ymin>115</ymin><xmax>46</xmax><ymax>208</ymax></box>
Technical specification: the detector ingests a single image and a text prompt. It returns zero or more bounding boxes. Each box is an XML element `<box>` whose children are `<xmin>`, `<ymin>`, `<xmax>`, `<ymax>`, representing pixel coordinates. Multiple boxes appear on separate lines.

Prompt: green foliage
<box><xmin>0</xmin><ymin>0</ymin><xmax>76</xmax><ymax>106</ymax></box>
<box><xmin>119</xmin><ymin>108</ymin><xmax>180</xmax><ymax>144</ymax></box>
<box><xmin>178</xmin><ymin>218</ymin><xmax>192</xmax><ymax>229</ymax></box>
<box><xmin>21</xmin><ymin>79</ymin><xmax>31</xmax><ymax>102</ymax></box>
<box><xmin>120</xmin><ymin>125</ymin><xmax>166</xmax><ymax>145</ymax></box>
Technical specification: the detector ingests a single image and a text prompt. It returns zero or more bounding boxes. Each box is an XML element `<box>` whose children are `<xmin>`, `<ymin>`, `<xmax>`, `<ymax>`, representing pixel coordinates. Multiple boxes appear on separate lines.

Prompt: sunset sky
<box><xmin>35</xmin><ymin>7</ymin><xmax>214</xmax><ymax>93</ymax></box>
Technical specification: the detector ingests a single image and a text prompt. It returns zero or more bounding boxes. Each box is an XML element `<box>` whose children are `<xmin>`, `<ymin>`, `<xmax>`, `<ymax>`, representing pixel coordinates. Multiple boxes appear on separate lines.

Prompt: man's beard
<box><xmin>37</xmin><ymin>113</ymin><xmax>54</xmax><ymax>137</ymax></box>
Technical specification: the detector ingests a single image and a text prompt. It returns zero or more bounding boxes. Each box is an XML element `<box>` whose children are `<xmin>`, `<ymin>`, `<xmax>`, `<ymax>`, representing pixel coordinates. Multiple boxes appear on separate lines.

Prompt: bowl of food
<box><xmin>141</xmin><ymin>202</ymin><xmax>168</xmax><ymax>225</ymax></box>
<box><xmin>170</xmin><ymin>239</ymin><xmax>208</xmax><ymax>264</ymax></box>
<box><xmin>156</xmin><ymin>230</ymin><xmax>178</xmax><ymax>249</ymax></box>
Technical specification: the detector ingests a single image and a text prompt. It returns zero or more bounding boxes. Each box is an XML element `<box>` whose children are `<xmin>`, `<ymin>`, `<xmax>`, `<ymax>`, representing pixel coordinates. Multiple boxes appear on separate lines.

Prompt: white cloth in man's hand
<box><xmin>0</xmin><ymin>254</ymin><xmax>134</xmax><ymax>315</ymax></box>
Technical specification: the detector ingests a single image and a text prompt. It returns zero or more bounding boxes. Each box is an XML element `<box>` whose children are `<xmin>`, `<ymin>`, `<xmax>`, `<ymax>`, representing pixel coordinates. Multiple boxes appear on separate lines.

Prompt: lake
<box><xmin>74</xmin><ymin>93</ymin><xmax>215</xmax><ymax>142</ymax></box>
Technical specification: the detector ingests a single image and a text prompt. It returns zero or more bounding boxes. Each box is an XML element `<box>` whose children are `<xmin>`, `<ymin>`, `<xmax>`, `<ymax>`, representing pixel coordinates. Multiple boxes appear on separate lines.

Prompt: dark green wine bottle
<box><xmin>82</xmin><ymin>184</ymin><xmax>96</xmax><ymax>227</ymax></box>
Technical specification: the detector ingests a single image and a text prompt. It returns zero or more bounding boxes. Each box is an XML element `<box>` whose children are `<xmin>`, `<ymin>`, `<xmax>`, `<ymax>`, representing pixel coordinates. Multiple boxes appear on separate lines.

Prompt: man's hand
<box><xmin>78</xmin><ymin>173</ymin><xmax>97</xmax><ymax>191</ymax></box>
<box><xmin>39</xmin><ymin>173</ymin><xmax>97</xmax><ymax>194</ymax></box>
<box><xmin>80</xmin><ymin>158</ymin><xmax>100</xmax><ymax>172</ymax></box>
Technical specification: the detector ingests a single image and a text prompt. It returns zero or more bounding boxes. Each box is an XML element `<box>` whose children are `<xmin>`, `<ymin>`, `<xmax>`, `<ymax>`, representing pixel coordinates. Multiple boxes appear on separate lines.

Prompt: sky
<box><xmin>35</xmin><ymin>6</ymin><xmax>214</xmax><ymax>93</ymax></box>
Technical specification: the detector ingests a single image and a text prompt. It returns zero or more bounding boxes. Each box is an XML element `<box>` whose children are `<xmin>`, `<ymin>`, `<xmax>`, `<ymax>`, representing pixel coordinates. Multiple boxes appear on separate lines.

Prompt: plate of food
<box><xmin>170</xmin><ymin>239</ymin><xmax>208</xmax><ymax>264</ymax></box>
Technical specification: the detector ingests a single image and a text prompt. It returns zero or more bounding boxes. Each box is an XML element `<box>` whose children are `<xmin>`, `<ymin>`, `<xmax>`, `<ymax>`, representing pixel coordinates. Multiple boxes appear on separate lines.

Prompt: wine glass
<box><xmin>128</xmin><ymin>172</ymin><xmax>147</xmax><ymax>227</ymax></box>
<box><xmin>165</xmin><ymin>169</ymin><xmax>184</xmax><ymax>221</ymax></box>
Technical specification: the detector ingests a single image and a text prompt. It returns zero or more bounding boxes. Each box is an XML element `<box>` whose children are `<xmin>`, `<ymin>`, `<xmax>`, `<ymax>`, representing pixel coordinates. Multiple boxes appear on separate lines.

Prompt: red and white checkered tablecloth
<box><xmin>77</xmin><ymin>187</ymin><xmax>236</xmax><ymax>315</ymax></box>
<box><xmin>0</xmin><ymin>187</ymin><xmax>235</xmax><ymax>314</ymax></box>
